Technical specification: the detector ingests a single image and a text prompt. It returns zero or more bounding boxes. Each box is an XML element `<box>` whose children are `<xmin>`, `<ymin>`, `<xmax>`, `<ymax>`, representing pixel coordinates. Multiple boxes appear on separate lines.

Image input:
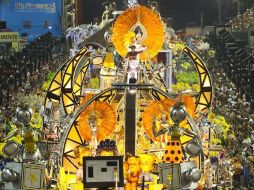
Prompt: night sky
<box><xmin>82</xmin><ymin>0</ymin><xmax>253</xmax><ymax>29</ymax></box>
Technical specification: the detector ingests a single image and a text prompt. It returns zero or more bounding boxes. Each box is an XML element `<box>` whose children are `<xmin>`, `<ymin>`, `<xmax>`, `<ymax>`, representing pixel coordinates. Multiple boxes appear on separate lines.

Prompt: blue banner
<box><xmin>15</xmin><ymin>2</ymin><xmax>57</xmax><ymax>13</ymax></box>
<box><xmin>0</xmin><ymin>0</ymin><xmax>62</xmax><ymax>42</ymax></box>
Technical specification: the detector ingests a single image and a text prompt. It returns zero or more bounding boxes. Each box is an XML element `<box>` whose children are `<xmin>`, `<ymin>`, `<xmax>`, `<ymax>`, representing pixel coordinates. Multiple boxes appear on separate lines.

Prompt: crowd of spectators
<box><xmin>205</xmin><ymin>32</ymin><xmax>254</xmax><ymax>187</ymax></box>
<box><xmin>228</xmin><ymin>7</ymin><xmax>254</xmax><ymax>31</ymax></box>
<box><xmin>0</xmin><ymin>32</ymin><xmax>68</xmax><ymax>124</ymax></box>
<box><xmin>184</xmin><ymin>31</ymin><xmax>254</xmax><ymax>187</ymax></box>
<box><xmin>212</xmin><ymin>57</ymin><xmax>254</xmax><ymax>188</ymax></box>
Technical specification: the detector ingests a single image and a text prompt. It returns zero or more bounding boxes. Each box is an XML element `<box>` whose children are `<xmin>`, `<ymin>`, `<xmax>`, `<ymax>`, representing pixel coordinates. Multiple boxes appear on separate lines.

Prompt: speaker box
<box><xmin>0</xmin><ymin>21</ymin><xmax>6</xmax><ymax>29</ymax></box>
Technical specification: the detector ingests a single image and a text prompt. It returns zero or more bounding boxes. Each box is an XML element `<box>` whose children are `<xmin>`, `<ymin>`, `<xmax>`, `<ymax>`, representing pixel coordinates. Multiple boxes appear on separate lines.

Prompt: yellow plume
<box><xmin>123</xmin><ymin>31</ymin><xmax>136</xmax><ymax>49</ymax></box>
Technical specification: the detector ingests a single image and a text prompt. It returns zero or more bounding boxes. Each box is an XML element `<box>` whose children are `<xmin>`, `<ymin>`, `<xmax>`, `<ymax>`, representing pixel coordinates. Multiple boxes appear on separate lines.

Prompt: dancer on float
<box><xmin>125</xmin><ymin>30</ymin><xmax>147</xmax><ymax>83</ymax></box>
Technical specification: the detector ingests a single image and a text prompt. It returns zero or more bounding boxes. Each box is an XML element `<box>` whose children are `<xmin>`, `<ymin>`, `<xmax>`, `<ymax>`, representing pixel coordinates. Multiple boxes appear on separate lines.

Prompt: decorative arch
<box><xmin>60</xmin><ymin>88</ymin><xmax>117</xmax><ymax>173</ymax></box>
<box><xmin>44</xmin><ymin>62</ymin><xmax>68</xmax><ymax>108</ymax></box>
<box><xmin>61</xmin><ymin>43</ymin><xmax>105</xmax><ymax>115</ymax></box>
<box><xmin>183</xmin><ymin>47</ymin><xmax>213</xmax><ymax>120</ymax></box>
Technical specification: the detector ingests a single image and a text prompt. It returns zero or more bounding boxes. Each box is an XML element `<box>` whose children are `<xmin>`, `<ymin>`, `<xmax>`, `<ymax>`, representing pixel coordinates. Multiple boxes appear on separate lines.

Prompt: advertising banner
<box><xmin>0</xmin><ymin>32</ymin><xmax>19</xmax><ymax>42</ymax></box>
<box><xmin>14</xmin><ymin>2</ymin><xmax>57</xmax><ymax>13</ymax></box>
<box><xmin>0</xmin><ymin>32</ymin><xmax>20</xmax><ymax>51</ymax></box>
<box><xmin>0</xmin><ymin>0</ymin><xmax>62</xmax><ymax>41</ymax></box>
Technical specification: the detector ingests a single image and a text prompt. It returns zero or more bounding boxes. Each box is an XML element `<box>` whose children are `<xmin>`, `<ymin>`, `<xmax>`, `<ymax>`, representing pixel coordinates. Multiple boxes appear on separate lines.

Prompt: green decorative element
<box><xmin>90</xmin><ymin>78</ymin><xmax>100</xmax><ymax>89</ymax></box>
<box><xmin>4</xmin><ymin>122</ymin><xmax>12</xmax><ymax>136</ymax></box>
<box><xmin>172</xmin><ymin>71</ymin><xmax>200</xmax><ymax>93</ymax></box>
<box><xmin>209</xmin><ymin>151</ymin><xmax>219</xmax><ymax>157</ymax></box>
<box><xmin>172</xmin><ymin>82</ymin><xmax>191</xmax><ymax>92</ymax></box>
<box><xmin>42</xmin><ymin>81</ymin><xmax>50</xmax><ymax>91</ymax></box>
<box><xmin>191</xmin><ymin>84</ymin><xmax>200</xmax><ymax>92</ymax></box>
<box><xmin>208</xmin><ymin>112</ymin><xmax>231</xmax><ymax>146</ymax></box>
<box><xmin>47</xmin><ymin>71</ymin><xmax>55</xmax><ymax>81</ymax></box>
<box><xmin>42</xmin><ymin>71</ymin><xmax>56</xmax><ymax>91</ymax></box>
<box><xmin>176</xmin><ymin>71</ymin><xmax>199</xmax><ymax>85</ymax></box>
<box><xmin>210</xmin><ymin>136</ymin><xmax>222</xmax><ymax>145</ymax></box>
<box><xmin>30</xmin><ymin>113</ymin><xmax>43</xmax><ymax>130</ymax></box>
<box><xmin>180</xmin><ymin>62</ymin><xmax>191</xmax><ymax>70</ymax></box>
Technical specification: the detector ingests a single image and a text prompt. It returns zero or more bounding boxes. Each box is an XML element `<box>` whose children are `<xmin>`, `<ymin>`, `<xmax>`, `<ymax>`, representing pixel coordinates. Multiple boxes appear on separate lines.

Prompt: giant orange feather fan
<box><xmin>142</xmin><ymin>101</ymin><xmax>169</xmax><ymax>142</ymax></box>
<box><xmin>78</xmin><ymin>101</ymin><xmax>117</xmax><ymax>142</ymax></box>
<box><xmin>161</xmin><ymin>98</ymin><xmax>177</xmax><ymax>112</ymax></box>
<box><xmin>181</xmin><ymin>95</ymin><xmax>195</xmax><ymax>118</ymax></box>
<box><xmin>79</xmin><ymin>93</ymin><xmax>94</xmax><ymax>106</ymax></box>
<box><xmin>142</xmin><ymin>96</ymin><xmax>195</xmax><ymax>141</ymax></box>
<box><xmin>112</xmin><ymin>5</ymin><xmax>164</xmax><ymax>61</ymax></box>
<box><xmin>179</xmin><ymin>95</ymin><xmax>196</xmax><ymax>128</ymax></box>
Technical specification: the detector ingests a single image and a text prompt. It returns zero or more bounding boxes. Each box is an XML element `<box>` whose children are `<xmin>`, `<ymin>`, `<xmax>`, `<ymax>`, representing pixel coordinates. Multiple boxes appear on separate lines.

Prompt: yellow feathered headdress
<box><xmin>112</xmin><ymin>5</ymin><xmax>164</xmax><ymax>61</ymax></box>
<box><xmin>124</xmin><ymin>31</ymin><xmax>136</xmax><ymax>49</ymax></box>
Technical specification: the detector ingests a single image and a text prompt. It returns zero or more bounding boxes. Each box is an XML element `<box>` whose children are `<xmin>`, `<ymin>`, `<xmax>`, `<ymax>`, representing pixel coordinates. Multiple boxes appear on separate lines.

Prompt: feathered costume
<box><xmin>112</xmin><ymin>5</ymin><xmax>164</xmax><ymax>61</ymax></box>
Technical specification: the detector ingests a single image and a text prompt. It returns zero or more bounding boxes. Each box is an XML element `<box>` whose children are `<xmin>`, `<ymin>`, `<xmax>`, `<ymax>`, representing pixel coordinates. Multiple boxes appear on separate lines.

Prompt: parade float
<box><xmin>0</xmin><ymin>2</ymin><xmax>222</xmax><ymax>190</ymax></box>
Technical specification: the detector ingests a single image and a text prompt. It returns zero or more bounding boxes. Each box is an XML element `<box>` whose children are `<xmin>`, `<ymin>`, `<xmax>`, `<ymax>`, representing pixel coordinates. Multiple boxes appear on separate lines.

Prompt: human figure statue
<box><xmin>101</xmin><ymin>1</ymin><xmax>115</xmax><ymax>27</ymax></box>
<box><xmin>152</xmin><ymin>104</ymin><xmax>197</xmax><ymax>141</ymax></box>
<box><xmin>4</xmin><ymin>107</ymin><xmax>43</xmax><ymax>162</ymax></box>
<box><xmin>125</xmin><ymin>156</ymin><xmax>141</xmax><ymax>190</ymax></box>
<box><xmin>102</xmin><ymin>4</ymin><xmax>110</xmax><ymax>22</ymax></box>
<box><xmin>133</xmin><ymin>30</ymin><xmax>144</xmax><ymax>51</ymax></box>
<box><xmin>152</xmin><ymin>104</ymin><xmax>185</xmax><ymax>163</ymax></box>
<box><xmin>109</xmin><ymin>2</ymin><xmax>116</xmax><ymax>16</ymax></box>
<box><xmin>204</xmin><ymin>159</ymin><xmax>214</xmax><ymax>189</ymax></box>
<box><xmin>88</xmin><ymin>111</ymin><xmax>98</xmax><ymax>156</ymax></box>
<box><xmin>152</xmin><ymin>112</ymin><xmax>170</xmax><ymax>147</ymax></box>
<box><xmin>137</xmin><ymin>154</ymin><xmax>156</xmax><ymax>190</ymax></box>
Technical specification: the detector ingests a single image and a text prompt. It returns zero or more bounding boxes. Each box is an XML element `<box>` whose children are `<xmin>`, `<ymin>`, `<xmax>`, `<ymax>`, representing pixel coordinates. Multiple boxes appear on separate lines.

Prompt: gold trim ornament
<box><xmin>112</xmin><ymin>5</ymin><xmax>164</xmax><ymax>61</ymax></box>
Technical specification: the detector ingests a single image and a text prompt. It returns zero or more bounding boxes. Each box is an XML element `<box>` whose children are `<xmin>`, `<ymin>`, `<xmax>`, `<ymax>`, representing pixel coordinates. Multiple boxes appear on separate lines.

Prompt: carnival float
<box><xmin>1</xmin><ymin>1</ymin><xmax>248</xmax><ymax>190</ymax></box>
